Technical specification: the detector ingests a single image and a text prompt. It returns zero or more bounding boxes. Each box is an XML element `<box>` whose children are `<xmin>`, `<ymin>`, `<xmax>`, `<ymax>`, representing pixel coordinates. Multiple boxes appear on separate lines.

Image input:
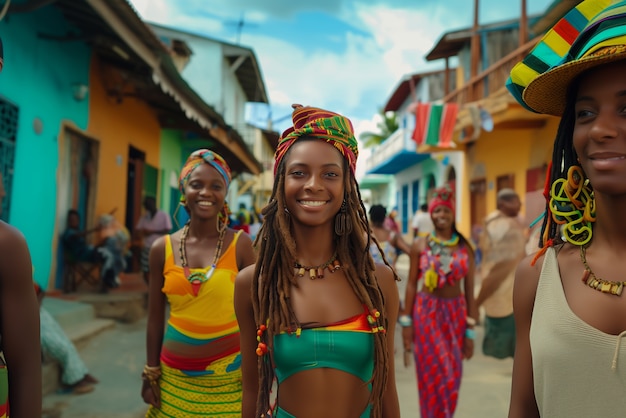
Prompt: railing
<box><xmin>364</xmin><ymin>128</ymin><xmax>416</xmax><ymax>172</ymax></box>
<box><xmin>442</xmin><ymin>38</ymin><xmax>539</xmax><ymax>105</ymax></box>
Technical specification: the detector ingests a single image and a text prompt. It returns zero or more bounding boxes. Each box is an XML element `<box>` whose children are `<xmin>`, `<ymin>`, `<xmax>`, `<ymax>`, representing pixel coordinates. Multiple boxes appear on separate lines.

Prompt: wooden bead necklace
<box><xmin>294</xmin><ymin>251</ymin><xmax>341</xmax><ymax>280</ymax></box>
<box><xmin>179</xmin><ymin>221</ymin><xmax>225</xmax><ymax>296</ymax></box>
<box><xmin>580</xmin><ymin>245</ymin><xmax>626</xmax><ymax>296</ymax></box>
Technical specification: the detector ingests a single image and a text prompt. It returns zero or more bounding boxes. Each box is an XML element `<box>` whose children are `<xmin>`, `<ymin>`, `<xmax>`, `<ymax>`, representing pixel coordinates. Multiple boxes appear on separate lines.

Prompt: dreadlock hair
<box><xmin>534</xmin><ymin>78</ymin><xmax>596</xmax><ymax>263</ymax></box>
<box><xmin>251</xmin><ymin>137</ymin><xmax>397</xmax><ymax>418</ymax></box>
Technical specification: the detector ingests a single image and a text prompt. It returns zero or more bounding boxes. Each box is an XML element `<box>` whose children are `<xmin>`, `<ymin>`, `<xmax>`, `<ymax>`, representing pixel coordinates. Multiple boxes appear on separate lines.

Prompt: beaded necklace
<box><xmin>423</xmin><ymin>232</ymin><xmax>459</xmax><ymax>291</ymax></box>
<box><xmin>294</xmin><ymin>251</ymin><xmax>341</xmax><ymax>280</ymax></box>
<box><xmin>429</xmin><ymin>232</ymin><xmax>459</xmax><ymax>247</ymax></box>
<box><xmin>179</xmin><ymin>222</ymin><xmax>226</xmax><ymax>296</ymax></box>
<box><xmin>580</xmin><ymin>245</ymin><xmax>626</xmax><ymax>296</ymax></box>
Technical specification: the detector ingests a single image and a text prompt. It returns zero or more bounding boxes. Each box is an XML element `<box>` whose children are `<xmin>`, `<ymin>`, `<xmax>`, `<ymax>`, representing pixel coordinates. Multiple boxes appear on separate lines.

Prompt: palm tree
<box><xmin>360</xmin><ymin>109</ymin><xmax>399</xmax><ymax>148</ymax></box>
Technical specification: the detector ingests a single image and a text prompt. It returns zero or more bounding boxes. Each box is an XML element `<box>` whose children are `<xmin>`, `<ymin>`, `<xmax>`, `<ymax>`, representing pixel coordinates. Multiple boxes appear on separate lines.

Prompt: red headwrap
<box><xmin>274</xmin><ymin>104</ymin><xmax>358</xmax><ymax>175</ymax></box>
<box><xmin>428</xmin><ymin>186</ymin><xmax>455</xmax><ymax>215</ymax></box>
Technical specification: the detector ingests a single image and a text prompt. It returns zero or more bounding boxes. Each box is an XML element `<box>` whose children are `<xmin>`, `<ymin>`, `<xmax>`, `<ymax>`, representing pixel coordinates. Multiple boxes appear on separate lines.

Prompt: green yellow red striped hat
<box><xmin>507</xmin><ymin>0</ymin><xmax>626</xmax><ymax>116</ymax></box>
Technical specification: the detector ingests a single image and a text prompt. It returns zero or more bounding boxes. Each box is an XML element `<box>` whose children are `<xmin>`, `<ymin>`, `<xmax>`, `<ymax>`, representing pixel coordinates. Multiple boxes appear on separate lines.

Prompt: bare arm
<box><xmin>475</xmin><ymin>258</ymin><xmax>520</xmax><ymax>307</ymax></box>
<box><xmin>0</xmin><ymin>223</ymin><xmax>41</xmax><ymax>417</ymax></box>
<box><xmin>142</xmin><ymin>236</ymin><xmax>167</xmax><ymax>408</ymax></box>
<box><xmin>402</xmin><ymin>237</ymin><xmax>424</xmax><ymax>316</ymax></box>
<box><xmin>401</xmin><ymin>238</ymin><xmax>424</xmax><ymax>356</ymax></box>
<box><xmin>392</xmin><ymin>233</ymin><xmax>412</xmax><ymax>256</ymax></box>
<box><xmin>235</xmin><ymin>231</ymin><xmax>256</xmax><ymax>271</ymax></box>
<box><xmin>508</xmin><ymin>253</ymin><xmax>541</xmax><ymax>418</ymax></box>
<box><xmin>376</xmin><ymin>264</ymin><xmax>400</xmax><ymax>418</ymax></box>
<box><xmin>463</xmin><ymin>248</ymin><xmax>477</xmax><ymax>360</ymax></box>
<box><xmin>234</xmin><ymin>265</ymin><xmax>259</xmax><ymax>418</ymax></box>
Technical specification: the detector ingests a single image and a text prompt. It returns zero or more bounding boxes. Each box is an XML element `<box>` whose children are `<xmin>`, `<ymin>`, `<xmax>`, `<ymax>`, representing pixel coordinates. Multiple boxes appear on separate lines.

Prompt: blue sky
<box><xmin>129</xmin><ymin>0</ymin><xmax>554</xmax><ymax>172</ymax></box>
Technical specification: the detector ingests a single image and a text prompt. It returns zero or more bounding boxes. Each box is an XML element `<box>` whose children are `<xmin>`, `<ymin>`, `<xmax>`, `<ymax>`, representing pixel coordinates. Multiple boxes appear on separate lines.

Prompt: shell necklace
<box><xmin>179</xmin><ymin>222</ymin><xmax>225</xmax><ymax>296</ymax></box>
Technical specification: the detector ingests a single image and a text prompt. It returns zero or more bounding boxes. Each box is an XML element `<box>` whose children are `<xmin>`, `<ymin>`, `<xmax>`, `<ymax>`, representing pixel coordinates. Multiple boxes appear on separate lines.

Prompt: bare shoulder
<box><xmin>0</xmin><ymin>221</ymin><xmax>26</xmax><ymax>247</ymax></box>
<box><xmin>375</xmin><ymin>264</ymin><xmax>397</xmax><ymax>296</ymax></box>
<box><xmin>235</xmin><ymin>264</ymin><xmax>256</xmax><ymax>288</ymax></box>
<box><xmin>513</xmin><ymin>251</ymin><xmax>545</xmax><ymax>309</ymax></box>
<box><xmin>0</xmin><ymin>222</ymin><xmax>29</xmax><ymax>265</ymax></box>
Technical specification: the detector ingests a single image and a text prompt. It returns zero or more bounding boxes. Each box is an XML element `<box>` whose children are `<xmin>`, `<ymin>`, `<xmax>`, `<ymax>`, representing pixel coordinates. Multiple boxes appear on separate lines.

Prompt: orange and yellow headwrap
<box><xmin>274</xmin><ymin>105</ymin><xmax>358</xmax><ymax>175</ymax></box>
<box><xmin>179</xmin><ymin>149</ymin><xmax>232</xmax><ymax>202</ymax></box>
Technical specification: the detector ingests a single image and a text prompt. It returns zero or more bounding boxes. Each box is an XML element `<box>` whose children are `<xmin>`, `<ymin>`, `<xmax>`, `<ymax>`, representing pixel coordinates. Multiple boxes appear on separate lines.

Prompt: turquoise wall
<box><xmin>0</xmin><ymin>7</ymin><xmax>90</xmax><ymax>288</ymax></box>
<box><xmin>159</xmin><ymin>130</ymin><xmax>184</xmax><ymax>228</ymax></box>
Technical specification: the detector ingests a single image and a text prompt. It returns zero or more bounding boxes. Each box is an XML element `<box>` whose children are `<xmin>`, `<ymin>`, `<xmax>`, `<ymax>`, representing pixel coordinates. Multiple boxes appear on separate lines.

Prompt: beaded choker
<box><xmin>180</xmin><ymin>222</ymin><xmax>225</xmax><ymax>296</ymax></box>
<box><xmin>429</xmin><ymin>232</ymin><xmax>459</xmax><ymax>247</ymax></box>
<box><xmin>580</xmin><ymin>245</ymin><xmax>626</xmax><ymax>296</ymax></box>
<box><xmin>295</xmin><ymin>252</ymin><xmax>341</xmax><ymax>280</ymax></box>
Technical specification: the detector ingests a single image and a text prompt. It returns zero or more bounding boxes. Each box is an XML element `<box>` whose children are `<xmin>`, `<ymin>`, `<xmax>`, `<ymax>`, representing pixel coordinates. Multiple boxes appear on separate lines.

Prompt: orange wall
<box><xmin>87</xmin><ymin>57</ymin><xmax>162</xmax><ymax>223</ymax></box>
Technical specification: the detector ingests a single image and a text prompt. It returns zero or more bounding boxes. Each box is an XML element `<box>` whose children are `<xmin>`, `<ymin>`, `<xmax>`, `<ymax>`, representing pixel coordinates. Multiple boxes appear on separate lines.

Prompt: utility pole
<box><xmin>470</xmin><ymin>0</ymin><xmax>480</xmax><ymax>100</ymax></box>
<box><xmin>520</xmin><ymin>0</ymin><xmax>528</xmax><ymax>46</ymax></box>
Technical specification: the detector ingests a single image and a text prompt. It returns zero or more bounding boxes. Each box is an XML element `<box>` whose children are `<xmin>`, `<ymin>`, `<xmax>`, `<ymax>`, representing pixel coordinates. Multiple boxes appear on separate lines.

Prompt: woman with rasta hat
<box><xmin>234</xmin><ymin>105</ymin><xmax>401</xmax><ymax>417</ymax></box>
<box><xmin>400</xmin><ymin>185</ymin><xmax>477</xmax><ymax>418</ymax></box>
<box><xmin>507</xmin><ymin>0</ymin><xmax>626</xmax><ymax>416</ymax></box>
<box><xmin>141</xmin><ymin>149</ymin><xmax>255</xmax><ymax>417</ymax></box>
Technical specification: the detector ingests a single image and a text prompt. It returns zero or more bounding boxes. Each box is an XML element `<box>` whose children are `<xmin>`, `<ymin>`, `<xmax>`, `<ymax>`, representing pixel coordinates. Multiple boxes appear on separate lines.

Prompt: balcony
<box><xmin>443</xmin><ymin>38</ymin><xmax>537</xmax><ymax>106</ymax></box>
<box><xmin>365</xmin><ymin>127</ymin><xmax>429</xmax><ymax>175</ymax></box>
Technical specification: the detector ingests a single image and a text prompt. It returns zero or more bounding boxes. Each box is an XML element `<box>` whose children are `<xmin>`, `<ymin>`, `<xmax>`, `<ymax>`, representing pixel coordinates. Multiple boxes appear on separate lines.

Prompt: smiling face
<box><xmin>282</xmin><ymin>139</ymin><xmax>345</xmax><ymax>228</ymax></box>
<box><xmin>430</xmin><ymin>205</ymin><xmax>455</xmax><ymax>232</ymax></box>
<box><xmin>573</xmin><ymin>60</ymin><xmax>626</xmax><ymax>195</ymax></box>
<box><xmin>183</xmin><ymin>163</ymin><xmax>227</xmax><ymax>220</ymax></box>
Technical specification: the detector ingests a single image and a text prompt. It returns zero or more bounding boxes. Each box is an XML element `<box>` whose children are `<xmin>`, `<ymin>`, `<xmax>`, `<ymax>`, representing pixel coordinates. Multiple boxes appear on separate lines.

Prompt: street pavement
<box><xmin>43</xmin><ymin>253</ymin><xmax>513</xmax><ymax>417</ymax></box>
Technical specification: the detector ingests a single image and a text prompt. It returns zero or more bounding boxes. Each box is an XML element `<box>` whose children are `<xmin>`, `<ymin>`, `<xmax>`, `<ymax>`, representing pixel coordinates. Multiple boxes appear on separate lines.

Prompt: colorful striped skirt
<box><xmin>145</xmin><ymin>353</ymin><xmax>242</xmax><ymax>417</ymax></box>
<box><xmin>412</xmin><ymin>292</ymin><xmax>466</xmax><ymax>418</ymax></box>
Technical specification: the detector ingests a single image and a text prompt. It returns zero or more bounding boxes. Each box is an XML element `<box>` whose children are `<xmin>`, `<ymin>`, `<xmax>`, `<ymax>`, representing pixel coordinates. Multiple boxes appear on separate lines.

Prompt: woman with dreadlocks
<box><xmin>400</xmin><ymin>185</ymin><xmax>477</xmax><ymax>418</ymax></box>
<box><xmin>141</xmin><ymin>149</ymin><xmax>255</xmax><ymax>417</ymax></box>
<box><xmin>234</xmin><ymin>105</ymin><xmax>400</xmax><ymax>418</ymax></box>
<box><xmin>506</xmin><ymin>1</ymin><xmax>626</xmax><ymax>416</ymax></box>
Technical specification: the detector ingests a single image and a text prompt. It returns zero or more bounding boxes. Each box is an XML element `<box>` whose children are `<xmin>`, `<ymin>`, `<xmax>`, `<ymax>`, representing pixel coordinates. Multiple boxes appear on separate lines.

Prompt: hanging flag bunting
<box><xmin>411</xmin><ymin>102</ymin><xmax>459</xmax><ymax>148</ymax></box>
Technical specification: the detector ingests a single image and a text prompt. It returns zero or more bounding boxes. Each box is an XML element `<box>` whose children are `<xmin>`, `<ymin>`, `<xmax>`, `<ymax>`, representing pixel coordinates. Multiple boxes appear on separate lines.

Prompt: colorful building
<box><xmin>0</xmin><ymin>0</ymin><xmax>262</xmax><ymax>290</ymax></box>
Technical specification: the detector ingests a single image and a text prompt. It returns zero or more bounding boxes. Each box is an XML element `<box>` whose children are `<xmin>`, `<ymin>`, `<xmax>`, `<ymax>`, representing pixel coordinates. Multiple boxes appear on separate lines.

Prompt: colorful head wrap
<box><xmin>428</xmin><ymin>186</ymin><xmax>455</xmax><ymax>215</ymax></box>
<box><xmin>274</xmin><ymin>105</ymin><xmax>358</xmax><ymax>175</ymax></box>
<box><xmin>507</xmin><ymin>0</ymin><xmax>626</xmax><ymax>116</ymax></box>
<box><xmin>179</xmin><ymin>149</ymin><xmax>231</xmax><ymax>203</ymax></box>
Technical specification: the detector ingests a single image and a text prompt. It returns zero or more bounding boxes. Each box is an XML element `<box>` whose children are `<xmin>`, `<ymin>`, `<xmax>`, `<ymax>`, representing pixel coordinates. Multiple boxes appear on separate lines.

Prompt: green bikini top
<box><xmin>272</xmin><ymin>308</ymin><xmax>375</xmax><ymax>384</ymax></box>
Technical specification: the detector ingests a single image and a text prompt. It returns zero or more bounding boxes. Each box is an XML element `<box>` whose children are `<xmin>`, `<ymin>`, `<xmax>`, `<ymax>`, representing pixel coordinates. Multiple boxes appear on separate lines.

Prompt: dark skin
<box><xmin>234</xmin><ymin>140</ymin><xmax>400</xmax><ymax>418</ymax></box>
<box><xmin>141</xmin><ymin>163</ymin><xmax>256</xmax><ymax>408</ymax></box>
<box><xmin>402</xmin><ymin>205</ymin><xmax>478</xmax><ymax>361</ymax></box>
<box><xmin>509</xmin><ymin>61</ymin><xmax>626</xmax><ymax>417</ymax></box>
<box><xmin>0</xmin><ymin>222</ymin><xmax>42</xmax><ymax>417</ymax></box>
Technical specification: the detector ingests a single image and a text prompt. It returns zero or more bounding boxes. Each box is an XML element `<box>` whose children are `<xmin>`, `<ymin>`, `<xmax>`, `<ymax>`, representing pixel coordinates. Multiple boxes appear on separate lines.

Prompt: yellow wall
<box><xmin>461</xmin><ymin>118</ymin><xmax>558</xmax><ymax>232</ymax></box>
<box><xmin>87</xmin><ymin>57</ymin><xmax>162</xmax><ymax>223</ymax></box>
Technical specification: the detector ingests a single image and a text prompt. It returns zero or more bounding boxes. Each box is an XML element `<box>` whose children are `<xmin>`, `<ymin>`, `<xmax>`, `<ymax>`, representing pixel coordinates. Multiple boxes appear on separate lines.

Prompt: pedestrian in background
<box><xmin>136</xmin><ymin>196</ymin><xmax>172</xmax><ymax>284</ymax></box>
<box><xmin>412</xmin><ymin>203</ymin><xmax>434</xmax><ymax>239</ymax></box>
<box><xmin>142</xmin><ymin>149</ymin><xmax>255</xmax><ymax>417</ymax></box>
<box><xmin>369</xmin><ymin>204</ymin><xmax>411</xmax><ymax>269</ymax></box>
<box><xmin>235</xmin><ymin>105</ymin><xmax>400</xmax><ymax>418</ymax></box>
<box><xmin>507</xmin><ymin>1</ymin><xmax>626</xmax><ymax>416</ymax></box>
<box><xmin>0</xmin><ymin>171</ymin><xmax>42</xmax><ymax>416</ymax></box>
<box><xmin>475</xmin><ymin>188</ymin><xmax>526</xmax><ymax>359</ymax></box>
<box><xmin>401</xmin><ymin>185</ymin><xmax>477</xmax><ymax>418</ymax></box>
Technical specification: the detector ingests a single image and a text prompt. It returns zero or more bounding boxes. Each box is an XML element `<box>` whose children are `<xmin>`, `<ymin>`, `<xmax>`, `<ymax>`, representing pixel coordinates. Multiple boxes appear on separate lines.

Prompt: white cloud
<box><xmin>129</xmin><ymin>0</ymin><xmax>552</xmax><ymax>128</ymax></box>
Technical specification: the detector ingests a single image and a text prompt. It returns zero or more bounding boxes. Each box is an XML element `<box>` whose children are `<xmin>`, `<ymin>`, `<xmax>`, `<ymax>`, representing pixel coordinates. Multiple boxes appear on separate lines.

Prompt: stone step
<box><xmin>74</xmin><ymin>291</ymin><xmax>147</xmax><ymax>323</ymax></box>
<box><xmin>42</xmin><ymin>297</ymin><xmax>96</xmax><ymax>331</ymax></box>
<box><xmin>41</xmin><ymin>297</ymin><xmax>116</xmax><ymax>396</ymax></box>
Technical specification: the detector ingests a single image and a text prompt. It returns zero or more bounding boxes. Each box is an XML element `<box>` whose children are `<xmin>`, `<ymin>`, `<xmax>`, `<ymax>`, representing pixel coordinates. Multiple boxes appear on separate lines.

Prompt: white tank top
<box><xmin>532</xmin><ymin>247</ymin><xmax>626</xmax><ymax>417</ymax></box>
